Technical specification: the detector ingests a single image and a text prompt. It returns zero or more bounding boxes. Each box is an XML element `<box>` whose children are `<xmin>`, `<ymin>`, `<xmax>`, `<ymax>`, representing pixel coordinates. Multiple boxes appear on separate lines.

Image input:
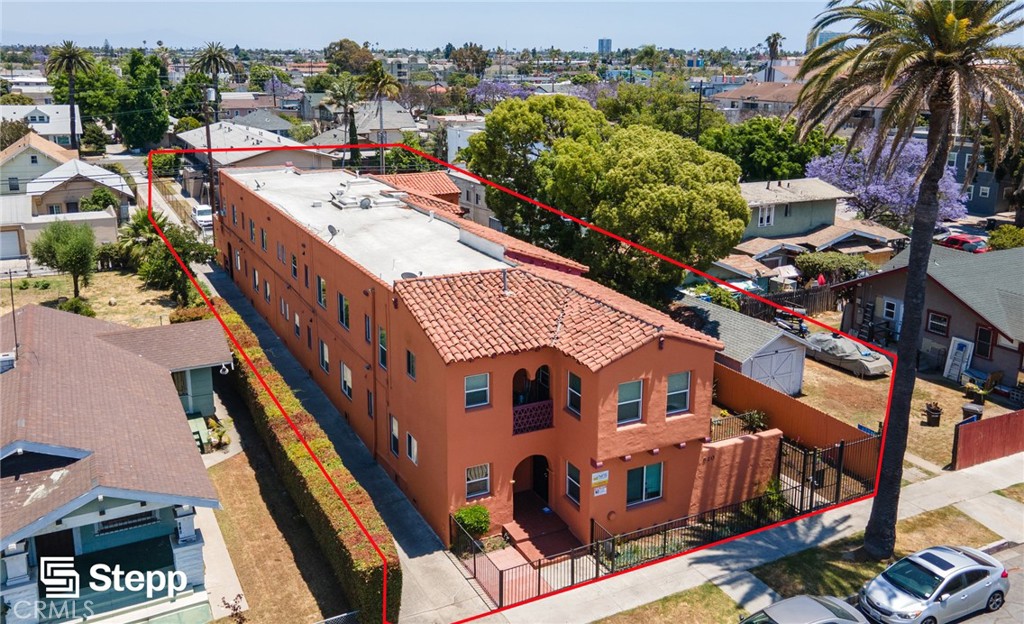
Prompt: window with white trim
<box><xmin>882</xmin><ymin>298</ymin><xmax>899</xmax><ymax>321</ymax></box>
<box><xmin>263</xmin><ymin>279</ymin><xmax>270</xmax><ymax>302</ymax></box>
<box><xmin>757</xmin><ymin>204</ymin><xmax>775</xmax><ymax>227</ymax></box>
<box><xmin>364</xmin><ymin>314</ymin><xmax>371</xmax><ymax>343</ymax></box>
<box><xmin>666</xmin><ymin>372</ymin><xmax>691</xmax><ymax>414</ymax></box>
<box><xmin>466</xmin><ymin>463</ymin><xmax>490</xmax><ymax>498</ymax></box>
<box><xmin>406</xmin><ymin>433</ymin><xmax>418</xmax><ymax>464</ymax></box>
<box><xmin>48</xmin><ymin>204</ymin><xmax>61</xmax><ymax>215</ymax></box>
<box><xmin>248</xmin><ymin>218</ymin><xmax>255</xmax><ymax>242</ymax></box>
<box><xmin>465</xmin><ymin>373</ymin><xmax>489</xmax><ymax>408</ymax></box>
<box><xmin>290</xmin><ymin>254</ymin><xmax>297</xmax><ymax>278</ymax></box>
<box><xmin>617</xmin><ymin>380</ymin><xmax>643</xmax><ymax>425</ymax></box>
<box><xmin>626</xmin><ymin>462</ymin><xmax>663</xmax><ymax>506</ymax></box>
<box><xmin>294</xmin><ymin>311</ymin><xmax>301</xmax><ymax>337</ymax></box>
<box><xmin>378</xmin><ymin>326</ymin><xmax>387</xmax><ymax>368</ymax></box>
<box><xmin>30</xmin><ymin>155</ymin><xmax>38</xmax><ymax>164</ymax></box>
<box><xmin>260</xmin><ymin>228</ymin><xmax>267</xmax><ymax>251</ymax></box>
<box><xmin>566</xmin><ymin>462</ymin><xmax>581</xmax><ymax>504</ymax></box>
<box><xmin>340</xmin><ymin>362</ymin><xmax>352</xmax><ymax>398</ymax></box>
<box><xmin>252</xmin><ymin>268</ymin><xmax>260</xmax><ymax>293</ymax></box>
<box><xmin>567</xmin><ymin>372</ymin><xmax>582</xmax><ymax>415</ymax></box>
<box><xmin>979</xmin><ymin>186</ymin><xmax>990</xmax><ymax>198</ymax></box>
<box><xmin>926</xmin><ymin>312</ymin><xmax>949</xmax><ymax>336</ymax></box>
<box><xmin>319</xmin><ymin>340</ymin><xmax>329</xmax><ymax>372</ymax></box>
<box><xmin>8</xmin><ymin>177</ymin><xmax>19</xmax><ymax>191</ymax></box>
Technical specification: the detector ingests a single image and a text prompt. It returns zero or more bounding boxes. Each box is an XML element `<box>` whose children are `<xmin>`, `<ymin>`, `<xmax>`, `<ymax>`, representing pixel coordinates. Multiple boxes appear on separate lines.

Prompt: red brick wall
<box><xmin>954</xmin><ymin>409</ymin><xmax>1024</xmax><ymax>470</ymax></box>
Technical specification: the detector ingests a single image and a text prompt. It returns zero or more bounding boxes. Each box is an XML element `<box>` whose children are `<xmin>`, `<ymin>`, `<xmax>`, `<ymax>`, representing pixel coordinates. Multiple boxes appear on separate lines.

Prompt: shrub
<box><xmin>454</xmin><ymin>504</ymin><xmax>490</xmax><ymax>538</ymax></box>
<box><xmin>737</xmin><ymin>409</ymin><xmax>768</xmax><ymax>433</ymax></box>
<box><xmin>16</xmin><ymin>279</ymin><xmax>29</xmax><ymax>290</ymax></box>
<box><xmin>57</xmin><ymin>297</ymin><xmax>96</xmax><ymax>317</ymax></box>
<box><xmin>175</xmin><ymin>296</ymin><xmax>401</xmax><ymax>623</ymax></box>
<box><xmin>989</xmin><ymin>225</ymin><xmax>1024</xmax><ymax>250</ymax></box>
<box><xmin>33</xmin><ymin>280</ymin><xmax>51</xmax><ymax>290</ymax></box>
<box><xmin>691</xmin><ymin>282</ymin><xmax>740</xmax><ymax>311</ymax></box>
<box><xmin>794</xmin><ymin>251</ymin><xmax>872</xmax><ymax>284</ymax></box>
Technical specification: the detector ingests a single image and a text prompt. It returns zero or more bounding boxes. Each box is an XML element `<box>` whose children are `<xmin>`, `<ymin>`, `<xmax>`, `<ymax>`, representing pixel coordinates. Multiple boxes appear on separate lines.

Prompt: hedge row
<box><xmin>172</xmin><ymin>298</ymin><xmax>401</xmax><ymax>623</ymax></box>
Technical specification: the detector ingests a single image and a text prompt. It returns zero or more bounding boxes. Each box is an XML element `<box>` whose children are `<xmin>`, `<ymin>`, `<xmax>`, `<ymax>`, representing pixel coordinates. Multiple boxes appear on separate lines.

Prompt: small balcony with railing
<box><xmin>512</xmin><ymin>366</ymin><xmax>553</xmax><ymax>435</ymax></box>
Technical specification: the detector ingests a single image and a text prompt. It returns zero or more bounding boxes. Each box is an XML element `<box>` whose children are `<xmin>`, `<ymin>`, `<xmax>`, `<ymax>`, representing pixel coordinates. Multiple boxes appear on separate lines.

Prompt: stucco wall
<box><xmin>689</xmin><ymin>429</ymin><xmax>782</xmax><ymax>514</ymax></box>
<box><xmin>742</xmin><ymin>199</ymin><xmax>836</xmax><ymax>239</ymax></box>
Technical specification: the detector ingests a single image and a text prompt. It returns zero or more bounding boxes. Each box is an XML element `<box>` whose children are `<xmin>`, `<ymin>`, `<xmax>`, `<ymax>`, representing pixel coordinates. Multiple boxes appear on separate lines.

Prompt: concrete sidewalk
<box><xmin>193</xmin><ymin>264</ymin><xmax>490</xmax><ymax>624</ymax></box>
<box><xmin>488</xmin><ymin>453</ymin><xmax>1024</xmax><ymax>624</ymax></box>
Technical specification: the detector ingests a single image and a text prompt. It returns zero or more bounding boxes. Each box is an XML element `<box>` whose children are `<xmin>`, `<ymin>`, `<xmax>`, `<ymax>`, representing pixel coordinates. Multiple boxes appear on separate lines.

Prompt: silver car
<box><xmin>740</xmin><ymin>595</ymin><xmax>869</xmax><ymax>623</ymax></box>
<box><xmin>859</xmin><ymin>545</ymin><xmax>1009</xmax><ymax>624</ymax></box>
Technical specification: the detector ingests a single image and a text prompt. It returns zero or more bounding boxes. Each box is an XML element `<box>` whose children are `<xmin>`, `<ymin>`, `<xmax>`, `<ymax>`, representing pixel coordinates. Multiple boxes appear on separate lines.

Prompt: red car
<box><xmin>936</xmin><ymin>233</ymin><xmax>991</xmax><ymax>253</ymax></box>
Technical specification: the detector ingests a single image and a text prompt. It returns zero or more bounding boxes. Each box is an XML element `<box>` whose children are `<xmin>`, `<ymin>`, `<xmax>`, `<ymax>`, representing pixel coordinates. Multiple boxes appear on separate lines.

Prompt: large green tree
<box><xmin>792</xmin><ymin>0</ymin><xmax>1024</xmax><ymax>560</ymax></box>
<box><xmin>465</xmin><ymin>94</ymin><xmax>612</xmax><ymax>244</ymax></box>
<box><xmin>699</xmin><ymin>115</ymin><xmax>843</xmax><ymax>181</ymax></box>
<box><xmin>114</xmin><ymin>51</ymin><xmax>169</xmax><ymax>148</ymax></box>
<box><xmin>552</xmin><ymin>125</ymin><xmax>749</xmax><ymax>301</ymax></box>
<box><xmin>324</xmin><ymin>38</ymin><xmax>374</xmax><ymax>74</ymax></box>
<box><xmin>44</xmin><ymin>40</ymin><xmax>95</xmax><ymax>152</ymax></box>
<box><xmin>50</xmin><ymin>60</ymin><xmax>121</xmax><ymax>126</ymax></box>
<box><xmin>450</xmin><ymin>43</ymin><xmax>489</xmax><ymax>77</ymax></box>
<box><xmin>137</xmin><ymin>223</ymin><xmax>217</xmax><ymax>305</ymax></box>
<box><xmin>0</xmin><ymin>93</ymin><xmax>34</xmax><ymax>105</ymax></box>
<box><xmin>248</xmin><ymin>63</ymin><xmax>291</xmax><ymax>90</ymax></box>
<box><xmin>597</xmin><ymin>79</ymin><xmax>726</xmax><ymax>140</ymax></box>
<box><xmin>31</xmin><ymin>221</ymin><xmax>96</xmax><ymax>297</ymax></box>
<box><xmin>79</xmin><ymin>187</ymin><xmax>120</xmax><ymax>212</ymax></box>
<box><xmin>167</xmin><ymin>72</ymin><xmax>209</xmax><ymax>119</ymax></box>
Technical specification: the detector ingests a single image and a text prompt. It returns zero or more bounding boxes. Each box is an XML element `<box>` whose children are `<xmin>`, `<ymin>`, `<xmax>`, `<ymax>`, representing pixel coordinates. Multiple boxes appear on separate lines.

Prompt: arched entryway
<box><xmin>512</xmin><ymin>454</ymin><xmax>550</xmax><ymax>504</ymax></box>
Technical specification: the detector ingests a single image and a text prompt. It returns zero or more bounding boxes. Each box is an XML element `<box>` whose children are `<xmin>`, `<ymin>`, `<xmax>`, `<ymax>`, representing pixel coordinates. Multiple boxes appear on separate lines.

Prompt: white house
<box><xmin>0</xmin><ymin>105</ymin><xmax>83</xmax><ymax>147</ymax></box>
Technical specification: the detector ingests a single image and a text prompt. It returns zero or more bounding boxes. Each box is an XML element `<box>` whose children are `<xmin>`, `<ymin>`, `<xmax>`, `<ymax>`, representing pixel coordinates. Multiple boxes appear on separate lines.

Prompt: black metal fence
<box><xmin>591</xmin><ymin>491</ymin><xmax>798</xmax><ymax>573</ymax></box>
<box><xmin>710</xmin><ymin>413</ymin><xmax>759</xmax><ymax>442</ymax></box>
<box><xmin>449</xmin><ymin>515</ymin><xmax>503</xmax><ymax>607</ymax></box>
<box><xmin>500</xmin><ymin>543</ymin><xmax>603</xmax><ymax>607</ymax></box>
<box><xmin>777</xmin><ymin>435</ymin><xmax>879</xmax><ymax>514</ymax></box>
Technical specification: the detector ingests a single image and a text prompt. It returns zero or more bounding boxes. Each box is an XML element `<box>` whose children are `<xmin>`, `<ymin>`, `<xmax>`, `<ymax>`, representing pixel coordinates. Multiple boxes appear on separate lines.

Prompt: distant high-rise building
<box><xmin>809</xmin><ymin>31</ymin><xmax>844</xmax><ymax>51</ymax></box>
<box><xmin>598</xmin><ymin>38</ymin><xmax>612</xmax><ymax>57</ymax></box>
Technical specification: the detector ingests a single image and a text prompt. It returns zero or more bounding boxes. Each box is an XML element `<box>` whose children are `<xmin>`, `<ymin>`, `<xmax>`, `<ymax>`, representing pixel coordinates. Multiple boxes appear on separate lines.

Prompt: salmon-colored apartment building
<box><xmin>214</xmin><ymin>166</ymin><xmax>780</xmax><ymax>546</ymax></box>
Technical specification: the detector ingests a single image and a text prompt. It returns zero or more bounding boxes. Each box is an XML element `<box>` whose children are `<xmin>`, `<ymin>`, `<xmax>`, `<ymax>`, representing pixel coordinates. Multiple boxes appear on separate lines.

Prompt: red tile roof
<box><xmin>392</xmin><ymin>190</ymin><xmax>465</xmax><ymax>217</ymax></box>
<box><xmin>395</xmin><ymin>265</ymin><xmax>722</xmax><ymax>371</ymax></box>
<box><xmin>372</xmin><ymin>171</ymin><xmax>461</xmax><ymax>199</ymax></box>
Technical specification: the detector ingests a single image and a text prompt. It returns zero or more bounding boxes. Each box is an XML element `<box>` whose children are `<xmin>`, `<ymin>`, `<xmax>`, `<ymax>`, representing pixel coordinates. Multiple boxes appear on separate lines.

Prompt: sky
<box><xmin>2</xmin><ymin>1</ymin><xmax>832</xmax><ymax>53</ymax></box>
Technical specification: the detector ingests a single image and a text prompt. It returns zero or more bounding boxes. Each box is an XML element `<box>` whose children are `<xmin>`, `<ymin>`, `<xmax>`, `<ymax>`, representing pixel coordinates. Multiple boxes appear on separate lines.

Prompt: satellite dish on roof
<box><xmin>400</xmin><ymin>272</ymin><xmax>418</xmax><ymax>280</ymax></box>
<box><xmin>327</xmin><ymin>224</ymin><xmax>339</xmax><ymax>243</ymax></box>
<box><xmin>359</xmin><ymin>197</ymin><xmax>372</xmax><ymax>210</ymax></box>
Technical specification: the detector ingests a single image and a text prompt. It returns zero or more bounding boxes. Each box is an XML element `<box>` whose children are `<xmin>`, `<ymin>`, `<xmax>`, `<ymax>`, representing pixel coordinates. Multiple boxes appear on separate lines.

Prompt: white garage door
<box><xmin>0</xmin><ymin>230</ymin><xmax>22</xmax><ymax>259</ymax></box>
<box><xmin>749</xmin><ymin>348</ymin><xmax>802</xmax><ymax>396</ymax></box>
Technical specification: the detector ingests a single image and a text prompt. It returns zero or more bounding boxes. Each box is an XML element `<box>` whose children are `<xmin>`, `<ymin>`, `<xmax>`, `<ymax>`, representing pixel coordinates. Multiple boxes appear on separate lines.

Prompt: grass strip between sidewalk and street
<box><xmin>594</xmin><ymin>582</ymin><xmax>747</xmax><ymax>624</ymax></box>
<box><xmin>751</xmin><ymin>506</ymin><xmax>1000</xmax><ymax>599</ymax></box>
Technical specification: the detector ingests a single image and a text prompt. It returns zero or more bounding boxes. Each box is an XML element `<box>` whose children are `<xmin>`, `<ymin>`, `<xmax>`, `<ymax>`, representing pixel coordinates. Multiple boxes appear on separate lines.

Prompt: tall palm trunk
<box><xmin>211</xmin><ymin>74</ymin><xmax>220</xmax><ymax>123</ymax></box>
<box><xmin>378</xmin><ymin>96</ymin><xmax>385</xmax><ymax>173</ymax></box>
<box><xmin>68</xmin><ymin>72</ymin><xmax>79</xmax><ymax>152</ymax></box>
<box><xmin>863</xmin><ymin>94</ymin><xmax>954</xmax><ymax>560</ymax></box>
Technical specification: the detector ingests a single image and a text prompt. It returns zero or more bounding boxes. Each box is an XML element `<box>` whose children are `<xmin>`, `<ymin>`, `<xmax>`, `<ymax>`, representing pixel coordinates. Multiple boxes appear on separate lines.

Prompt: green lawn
<box><xmin>752</xmin><ymin>507</ymin><xmax>1000</xmax><ymax>599</ymax></box>
<box><xmin>595</xmin><ymin>582</ymin><xmax>746</xmax><ymax>624</ymax></box>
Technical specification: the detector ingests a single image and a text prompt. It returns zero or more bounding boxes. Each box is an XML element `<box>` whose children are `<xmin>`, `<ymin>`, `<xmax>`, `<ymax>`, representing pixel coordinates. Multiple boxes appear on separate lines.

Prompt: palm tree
<box><xmin>322</xmin><ymin>74</ymin><xmax>358</xmax><ymax>165</ymax></box>
<box><xmin>118</xmin><ymin>208</ymin><xmax>169</xmax><ymax>270</ymax></box>
<box><xmin>633</xmin><ymin>44</ymin><xmax>666</xmax><ymax>72</ymax></box>
<box><xmin>44</xmin><ymin>41</ymin><xmax>95</xmax><ymax>153</ymax></box>
<box><xmin>357</xmin><ymin>60</ymin><xmax>402</xmax><ymax>173</ymax></box>
<box><xmin>764</xmin><ymin>32</ymin><xmax>785</xmax><ymax>82</ymax></box>
<box><xmin>191</xmin><ymin>42</ymin><xmax>237</xmax><ymax>122</ymax></box>
<box><xmin>792</xmin><ymin>0</ymin><xmax>1023</xmax><ymax>560</ymax></box>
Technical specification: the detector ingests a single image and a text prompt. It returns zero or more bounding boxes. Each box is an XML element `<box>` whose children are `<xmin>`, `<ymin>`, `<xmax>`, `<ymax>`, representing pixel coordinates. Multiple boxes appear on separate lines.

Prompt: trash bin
<box><xmin>961</xmin><ymin>403</ymin><xmax>984</xmax><ymax>420</ymax></box>
<box><xmin>925</xmin><ymin>405</ymin><xmax>942</xmax><ymax>427</ymax></box>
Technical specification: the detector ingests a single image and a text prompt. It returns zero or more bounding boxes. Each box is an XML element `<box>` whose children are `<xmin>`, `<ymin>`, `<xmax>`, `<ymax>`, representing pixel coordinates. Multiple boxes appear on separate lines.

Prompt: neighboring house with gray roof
<box><xmin>674</xmin><ymin>295</ymin><xmax>809</xmax><ymax>396</ymax></box>
<box><xmin>175</xmin><ymin>121</ymin><xmax>333</xmax><ymax>169</ymax></box>
<box><xmin>352</xmin><ymin>100</ymin><xmax>417</xmax><ymax>143</ymax></box>
<box><xmin>227</xmin><ymin>109</ymin><xmax>294</xmax><ymax>136</ymax></box>
<box><xmin>0</xmin><ymin>105</ymin><xmax>83</xmax><ymax>147</ymax></box>
<box><xmin>739</xmin><ymin>177</ymin><xmax>851</xmax><ymax>241</ymax></box>
<box><xmin>0</xmin><ymin>306</ymin><xmax>233</xmax><ymax>623</ymax></box>
<box><xmin>836</xmin><ymin>246</ymin><xmax>1024</xmax><ymax>393</ymax></box>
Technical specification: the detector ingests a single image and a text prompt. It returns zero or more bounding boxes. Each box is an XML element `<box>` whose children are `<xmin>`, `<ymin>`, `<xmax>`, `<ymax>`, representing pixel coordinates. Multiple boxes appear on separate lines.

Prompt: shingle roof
<box><xmin>0</xmin><ymin>104</ymin><xmax>83</xmax><ymax>137</ymax></box>
<box><xmin>25</xmin><ymin>159</ymin><xmax>133</xmax><ymax>197</ymax></box>
<box><xmin>352</xmin><ymin>100</ymin><xmax>416</xmax><ymax>134</ymax></box>
<box><xmin>177</xmin><ymin>121</ymin><xmax>323</xmax><ymax>166</ymax></box>
<box><xmin>97</xmin><ymin>319</ymin><xmax>233</xmax><ymax>371</ymax></box>
<box><xmin>395</xmin><ymin>265</ymin><xmax>721</xmax><ymax>371</ymax></box>
<box><xmin>0</xmin><ymin>306</ymin><xmax>220</xmax><ymax>543</ymax></box>
<box><xmin>228</xmin><ymin>109</ymin><xmax>294</xmax><ymax>133</ymax></box>
<box><xmin>672</xmin><ymin>296</ymin><xmax>803</xmax><ymax>364</ymax></box>
<box><xmin>372</xmin><ymin>171</ymin><xmax>461</xmax><ymax>199</ymax></box>
<box><xmin>713</xmin><ymin>254</ymin><xmax>778</xmax><ymax>279</ymax></box>
<box><xmin>0</xmin><ymin>132</ymin><xmax>76</xmax><ymax>167</ymax></box>
<box><xmin>875</xmin><ymin>246</ymin><xmax>1024</xmax><ymax>341</ymax></box>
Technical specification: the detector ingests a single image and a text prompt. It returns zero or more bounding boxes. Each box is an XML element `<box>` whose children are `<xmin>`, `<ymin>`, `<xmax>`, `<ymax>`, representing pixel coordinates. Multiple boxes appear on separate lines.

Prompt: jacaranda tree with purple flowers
<box><xmin>466</xmin><ymin>81</ymin><xmax>533</xmax><ymax>109</ymax></box>
<box><xmin>806</xmin><ymin>137</ymin><xmax>967</xmax><ymax>229</ymax></box>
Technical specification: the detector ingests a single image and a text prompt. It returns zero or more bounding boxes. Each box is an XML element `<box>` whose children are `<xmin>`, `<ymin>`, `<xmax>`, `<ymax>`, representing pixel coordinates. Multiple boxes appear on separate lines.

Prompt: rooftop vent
<box><xmin>0</xmin><ymin>352</ymin><xmax>15</xmax><ymax>374</ymax></box>
<box><xmin>312</xmin><ymin>200</ymin><xmax>323</xmax><ymax>208</ymax></box>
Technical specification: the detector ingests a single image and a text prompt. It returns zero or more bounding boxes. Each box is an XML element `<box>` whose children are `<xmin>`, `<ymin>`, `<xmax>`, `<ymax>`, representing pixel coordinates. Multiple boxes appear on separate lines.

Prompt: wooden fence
<box><xmin>738</xmin><ymin>286</ymin><xmax>837</xmax><ymax>321</ymax></box>
<box><xmin>952</xmin><ymin>409</ymin><xmax>1024</xmax><ymax>470</ymax></box>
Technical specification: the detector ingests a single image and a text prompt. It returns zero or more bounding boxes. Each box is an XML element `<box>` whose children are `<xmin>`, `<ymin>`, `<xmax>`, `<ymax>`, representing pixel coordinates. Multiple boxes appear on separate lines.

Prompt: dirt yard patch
<box><xmin>800</xmin><ymin>357</ymin><xmax>1012</xmax><ymax>468</ymax></box>
<box><xmin>996</xmin><ymin>483</ymin><xmax>1024</xmax><ymax>506</ymax></box>
<box><xmin>208</xmin><ymin>385</ymin><xmax>349</xmax><ymax>624</ymax></box>
<box><xmin>752</xmin><ymin>506</ymin><xmax>1000</xmax><ymax>599</ymax></box>
<box><xmin>1</xmin><ymin>272</ymin><xmax>176</xmax><ymax>327</ymax></box>
<box><xmin>595</xmin><ymin>582</ymin><xmax>746</xmax><ymax>624</ymax></box>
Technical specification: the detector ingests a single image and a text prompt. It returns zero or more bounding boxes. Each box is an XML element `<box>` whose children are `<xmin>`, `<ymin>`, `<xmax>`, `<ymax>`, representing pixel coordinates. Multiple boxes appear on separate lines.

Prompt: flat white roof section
<box><xmin>225</xmin><ymin>167</ymin><xmax>510</xmax><ymax>284</ymax></box>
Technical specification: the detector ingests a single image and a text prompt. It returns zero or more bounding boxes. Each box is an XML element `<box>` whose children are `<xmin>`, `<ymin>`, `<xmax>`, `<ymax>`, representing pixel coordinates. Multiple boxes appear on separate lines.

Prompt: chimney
<box><xmin>502</xmin><ymin>268</ymin><xmax>511</xmax><ymax>295</ymax></box>
<box><xmin>777</xmin><ymin>180</ymin><xmax>782</xmax><ymax>187</ymax></box>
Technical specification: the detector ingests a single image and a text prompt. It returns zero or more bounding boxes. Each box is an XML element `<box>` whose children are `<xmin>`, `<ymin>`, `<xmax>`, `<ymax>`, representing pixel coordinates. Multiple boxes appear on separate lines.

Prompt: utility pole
<box><xmin>378</xmin><ymin>95</ymin><xmax>386</xmax><ymax>174</ymax></box>
<box><xmin>695</xmin><ymin>79</ymin><xmax>704</xmax><ymax>140</ymax></box>
<box><xmin>203</xmin><ymin>87</ymin><xmax>218</xmax><ymax>239</ymax></box>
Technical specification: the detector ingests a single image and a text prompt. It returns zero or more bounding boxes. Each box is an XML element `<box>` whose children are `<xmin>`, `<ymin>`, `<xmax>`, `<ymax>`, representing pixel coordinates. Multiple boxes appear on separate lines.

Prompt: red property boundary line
<box><xmin>146</xmin><ymin>143</ymin><xmax>897</xmax><ymax>624</ymax></box>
